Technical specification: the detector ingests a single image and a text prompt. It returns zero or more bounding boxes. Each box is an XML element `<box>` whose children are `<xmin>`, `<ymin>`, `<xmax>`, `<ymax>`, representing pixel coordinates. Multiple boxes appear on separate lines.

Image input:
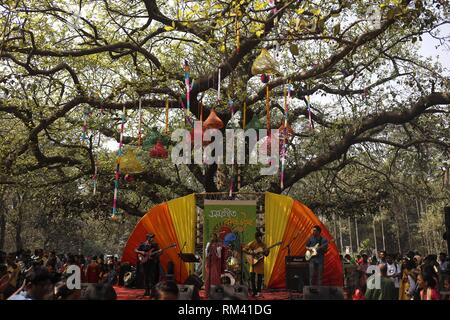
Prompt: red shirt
<box><xmin>86</xmin><ymin>262</ymin><xmax>100</xmax><ymax>283</ymax></box>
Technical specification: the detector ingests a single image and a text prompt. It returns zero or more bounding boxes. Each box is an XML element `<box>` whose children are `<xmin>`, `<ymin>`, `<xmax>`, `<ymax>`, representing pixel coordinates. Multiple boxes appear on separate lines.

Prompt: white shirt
<box><xmin>386</xmin><ymin>263</ymin><xmax>400</xmax><ymax>288</ymax></box>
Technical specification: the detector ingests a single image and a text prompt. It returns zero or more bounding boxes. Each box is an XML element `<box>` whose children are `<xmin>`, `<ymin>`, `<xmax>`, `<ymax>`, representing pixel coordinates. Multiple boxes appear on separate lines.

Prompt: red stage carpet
<box><xmin>114</xmin><ymin>286</ymin><xmax>294</xmax><ymax>300</ymax></box>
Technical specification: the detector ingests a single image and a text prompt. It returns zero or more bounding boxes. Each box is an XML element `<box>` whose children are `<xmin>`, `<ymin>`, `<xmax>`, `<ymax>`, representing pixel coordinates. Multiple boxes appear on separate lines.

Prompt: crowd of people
<box><xmin>342</xmin><ymin>250</ymin><xmax>450</xmax><ymax>300</ymax></box>
<box><xmin>1</xmin><ymin>246</ymin><xmax>449</xmax><ymax>300</ymax></box>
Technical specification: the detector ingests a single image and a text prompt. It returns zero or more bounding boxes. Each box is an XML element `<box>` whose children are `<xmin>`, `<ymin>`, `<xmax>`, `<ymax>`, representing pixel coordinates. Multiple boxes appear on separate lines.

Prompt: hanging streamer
<box><xmin>184</xmin><ymin>60</ymin><xmax>190</xmax><ymax>116</ymax></box>
<box><xmin>138</xmin><ymin>97</ymin><xmax>142</xmax><ymax>146</ymax></box>
<box><xmin>165</xmin><ymin>98</ymin><xmax>169</xmax><ymax>134</ymax></box>
<box><xmin>82</xmin><ymin>108</ymin><xmax>90</xmax><ymax>142</ymax></box>
<box><xmin>112</xmin><ymin>105</ymin><xmax>126</xmax><ymax>220</ymax></box>
<box><xmin>242</xmin><ymin>101</ymin><xmax>247</xmax><ymax>129</ymax></box>
<box><xmin>280</xmin><ymin>83</ymin><xmax>292</xmax><ymax>190</ymax></box>
<box><xmin>306</xmin><ymin>95</ymin><xmax>314</xmax><ymax>130</ymax></box>
<box><xmin>93</xmin><ymin>161</ymin><xmax>98</xmax><ymax>195</ymax></box>
<box><xmin>235</xmin><ymin>6</ymin><xmax>240</xmax><ymax>53</ymax></box>
<box><xmin>266</xmin><ymin>86</ymin><xmax>271</xmax><ymax>136</ymax></box>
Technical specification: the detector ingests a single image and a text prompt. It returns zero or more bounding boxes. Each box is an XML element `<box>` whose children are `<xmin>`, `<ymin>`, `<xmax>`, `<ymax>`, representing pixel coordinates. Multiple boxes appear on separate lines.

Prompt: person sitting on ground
<box><xmin>155</xmin><ymin>280</ymin><xmax>179</xmax><ymax>300</ymax></box>
<box><xmin>7</xmin><ymin>266</ymin><xmax>55</xmax><ymax>300</ymax></box>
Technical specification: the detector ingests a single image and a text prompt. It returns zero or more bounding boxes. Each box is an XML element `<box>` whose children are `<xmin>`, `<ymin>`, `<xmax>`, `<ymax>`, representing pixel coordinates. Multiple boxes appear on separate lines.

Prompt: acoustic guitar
<box><xmin>138</xmin><ymin>243</ymin><xmax>176</xmax><ymax>263</ymax></box>
<box><xmin>245</xmin><ymin>241</ymin><xmax>282</xmax><ymax>266</ymax></box>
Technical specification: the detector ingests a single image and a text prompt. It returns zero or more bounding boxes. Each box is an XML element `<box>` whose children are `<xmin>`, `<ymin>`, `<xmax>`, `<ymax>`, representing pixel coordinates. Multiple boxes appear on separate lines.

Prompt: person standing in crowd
<box><xmin>377</xmin><ymin>251</ymin><xmax>387</xmax><ymax>265</ymax></box>
<box><xmin>439</xmin><ymin>253</ymin><xmax>448</xmax><ymax>272</ymax></box>
<box><xmin>244</xmin><ymin>231</ymin><xmax>269</xmax><ymax>297</ymax></box>
<box><xmin>7</xmin><ymin>267</ymin><xmax>55</xmax><ymax>300</ymax></box>
<box><xmin>399</xmin><ymin>256</ymin><xmax>417</xmax><ymax>300</ymax></box>
<box><xmin>417</xmin><ymin>272</ymin><xmax>441</xmax><ymax>300</ymax></box>
<box><xmin>365</xmin><ymin>264</ymin><xmax>396</xmax><ymax>300</ymax></box>
<box><xmin>135</xmin><ymin>233</ymin><xmax>161</xmax><ymax>297</ymax></box>
<box><xmin>205</xmin><ymin>233</ymin><xmax>225</xmax><ymax>298</ymax></box>
<box><xmin>386</xmin><ymin>253</ymin><xmax>401</xmax><ymax>298</ymax></box>
<box><xmin>306</xmin><ymin>226</ymin><xmax>328</xmax><ymax>286</ymax></box>
<box><xmin>85</xmin><ymin>256</ymin><xmax>100</xmax><ymax>284</ymax></box>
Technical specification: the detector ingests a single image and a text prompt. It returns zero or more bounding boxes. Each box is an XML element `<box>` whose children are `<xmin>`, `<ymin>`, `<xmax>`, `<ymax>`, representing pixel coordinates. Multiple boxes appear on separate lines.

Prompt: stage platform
<box><xmin>114</xmin><ymin>286</ymin><xmax>297</xmax><ymax>300</ymax></box>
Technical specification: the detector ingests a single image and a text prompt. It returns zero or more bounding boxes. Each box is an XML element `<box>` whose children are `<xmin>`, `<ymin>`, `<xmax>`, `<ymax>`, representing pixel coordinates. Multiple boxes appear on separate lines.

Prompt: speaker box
<box><xmin>285</xmin><ymin>256</ymin><xmax>309</xmax><ymax>292</ymax></box>
<box><xmin>224</xmin><ymin>285</ymin><xmax>248</xmax><ymax>300</ymax></box>
<box><xmin>177</xmin><ymin>284</ymin><xmax>194</xmax><ymax>300</ymax></box>
<box><xmin>303</xmin><ymin>286</ymin><xmax>344</xmax><ymax>300</ymax></box>
<box><xmin>209</xmin><ymin>285</ymin><xmax>248</xmax><ymax>300</ymax></box>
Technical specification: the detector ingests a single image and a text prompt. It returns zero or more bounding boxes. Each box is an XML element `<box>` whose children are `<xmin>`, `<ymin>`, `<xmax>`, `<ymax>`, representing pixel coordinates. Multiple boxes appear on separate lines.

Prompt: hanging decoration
<box><xmin>184</xmin><ymin>60</ymin><xmax>190</xmax><ymax>116</ymax></box>
<box><xmin>306</xmin><ymin>95</ymin><xmax>314</xmax><ymax>130</ymax></box>
<box><xmin>242</xmin><ymin>101</ymin><xmax>247</xmax><ymax>129</ymax></box>
<box><xmin>251</xmin><ymin>49</ymin><xmax>279</xmax><ymax>75</ymax></box>
<box><xmin>92</xmin><ymin>161</ymin><xmax>98</xmax><ymax>195</ymax></box>
<box><xmin>165</xmin><ymin>98</ymin><xmax>169</xmax><ymax>134</ymax></box>
<box><xmin>112</xmin><ymin>105</ymin><xmax>126</xmax><ymax>221</ymax></box>
<box><xmin>235</xmin><ymin>4</ymin><xmax>241</xmax><ymax>53</ymax></box>
<box><xmin>137</xmin><ymin>96</ymin><xmax>143</xmax><ymax>147</ymax></box>
<box><xmin>203</xmin><ymin>108</ymin><xmax>224</xmax><ymax>130</ymax></box>
<box><xmin>149</xmin><ymin>140</ymin><xmax>169</xmax><ymax>159</ymax></box>
<box><xmin>266</xmin><ymin>86</ymin><xmax>271</xmax><ymax>136</ymax></box>
<box><xmin>121</xmin><ymin>148</ymin><xmax>144</xmax><ymax>174</ymax></box>
<box><xmin>280</xmin><ymin>83</ymin><xmax>293</xmax><ymax>190</ymax></box>
<box><xmin>81</xmin><ymin>107</ymin><xmax>91</xmax><ymax>142</ymax></box>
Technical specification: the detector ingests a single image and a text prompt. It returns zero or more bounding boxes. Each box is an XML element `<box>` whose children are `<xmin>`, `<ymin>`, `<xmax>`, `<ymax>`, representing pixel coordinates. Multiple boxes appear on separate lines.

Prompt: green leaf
<box><xmin>333</xmin><ymin>23</ymin><xmax>341</xmax><ymax>36</ymax></box>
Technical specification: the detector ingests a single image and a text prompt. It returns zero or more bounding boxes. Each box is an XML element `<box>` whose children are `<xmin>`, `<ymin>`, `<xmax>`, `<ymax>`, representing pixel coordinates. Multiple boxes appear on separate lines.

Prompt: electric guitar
<box><xmin>138</xmin><ymin>243</ymin><xmax>176</xmax><ymax>263</ymax></box>
<box><xmin>245</xmin><ymin>241</ymin><xmax>282</xmax><ymax>266</ymax></box>
<box><xmin>305</xmin><ymin>243</ymin><xmax>320</xmax><ymax>261</ymax></box>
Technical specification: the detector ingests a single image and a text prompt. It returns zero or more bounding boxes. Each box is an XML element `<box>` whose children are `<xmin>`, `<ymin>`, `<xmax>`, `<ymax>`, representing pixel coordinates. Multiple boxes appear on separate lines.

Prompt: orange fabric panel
<box><xmin>267</xmin><ymin>200</ymin><xmax>343</xmax><ymax>288</ymax></box>
<box><xmin>121</xmin><ymin>203</ymin><xmax>188</xmax><ymax>283</ymax></box>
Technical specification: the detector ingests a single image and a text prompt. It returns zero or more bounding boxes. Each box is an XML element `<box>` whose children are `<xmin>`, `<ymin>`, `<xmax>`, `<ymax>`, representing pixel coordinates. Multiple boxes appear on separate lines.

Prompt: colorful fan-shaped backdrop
<box><xmin>121</xmin><ymin>192</ymin><xmax>343</xmax><ymax>287</ymax></box>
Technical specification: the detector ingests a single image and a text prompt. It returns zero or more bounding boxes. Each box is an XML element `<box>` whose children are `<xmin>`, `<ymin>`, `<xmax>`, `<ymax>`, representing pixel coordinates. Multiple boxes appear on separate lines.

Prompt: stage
<box><xmin>114</xmin><ymin>286</ymin><xmax>296</xmax><ymax>300</ymax></box>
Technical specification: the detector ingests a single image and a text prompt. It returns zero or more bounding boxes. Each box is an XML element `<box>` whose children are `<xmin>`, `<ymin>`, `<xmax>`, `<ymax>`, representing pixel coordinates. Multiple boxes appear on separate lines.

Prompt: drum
<box><xmin>227</xmin><ymin>257</ymin><xmax>240</xmax><ymax>272</ymax></box>
<box><xmin>220</xmin><ymin>272</ymin><xmax>236</xmax><ymax>286</ymax></box>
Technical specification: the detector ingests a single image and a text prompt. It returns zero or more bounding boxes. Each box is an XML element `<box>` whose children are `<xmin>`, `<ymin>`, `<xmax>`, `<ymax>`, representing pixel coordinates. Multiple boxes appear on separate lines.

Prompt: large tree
<box><xmin>0</xmin><ymin>0</ymin><xmax>448</xmax><ymax>221</ymax></box>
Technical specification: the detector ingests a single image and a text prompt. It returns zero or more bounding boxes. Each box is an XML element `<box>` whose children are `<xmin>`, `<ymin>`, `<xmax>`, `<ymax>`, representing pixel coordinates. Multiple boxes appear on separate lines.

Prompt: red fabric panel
<box><xmin>268</xmin><ymin>200</ymin><xmax>343</xmax><ymax>288</ymax></box>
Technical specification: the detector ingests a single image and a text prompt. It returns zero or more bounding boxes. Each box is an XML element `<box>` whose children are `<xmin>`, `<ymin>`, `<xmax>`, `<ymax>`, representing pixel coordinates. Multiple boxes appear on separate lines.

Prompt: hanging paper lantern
<box><xmin>120</xmin><ymin>149</ymin><xmax>144</xmax><ymax>174</ymax></box>
<box><xmin>251</xmin><ymin>48</ymin><xmax>279</xmax><ymax>75</ymax></box>
<box><xmin>149</xmin><ymin>140</ymin><xmax>168</xmax><ymax>159</ymax></box>
<box><xmin>203</xmin><ymin>109</ymin><xmax>224</xmax><ymax>130</ymax></box>
<box><xmin>260</xmin><ymin>74</ymin><xmax>270</xmax><ymax>83</ymax></box>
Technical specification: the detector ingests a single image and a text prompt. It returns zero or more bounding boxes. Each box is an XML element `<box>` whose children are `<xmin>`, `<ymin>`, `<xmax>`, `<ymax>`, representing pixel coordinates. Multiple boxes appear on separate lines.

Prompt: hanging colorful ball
<box><xmin>261</xmin><ymin>74</ymin><xmax>270</xmax><ymax>83</ymax></box>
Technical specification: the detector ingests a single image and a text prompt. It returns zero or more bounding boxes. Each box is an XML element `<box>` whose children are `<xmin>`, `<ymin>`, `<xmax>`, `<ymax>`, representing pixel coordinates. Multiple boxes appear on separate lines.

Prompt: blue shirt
<box><xmin>306</xmin><ymin>236</ymin><xmax>328</xmax><ymax>264</ymax></box>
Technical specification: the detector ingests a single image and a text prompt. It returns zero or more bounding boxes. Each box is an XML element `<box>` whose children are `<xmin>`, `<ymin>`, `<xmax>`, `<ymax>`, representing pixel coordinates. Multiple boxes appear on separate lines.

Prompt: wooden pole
<box><xmin>373</xmin><ymin>216</ymin><xmax>378</xmax><ymax>254</ymax></box>
<box><xmin>355</xmin><ymin>217</ymin><xmax>359</xmax><ymax>253</ymax></box>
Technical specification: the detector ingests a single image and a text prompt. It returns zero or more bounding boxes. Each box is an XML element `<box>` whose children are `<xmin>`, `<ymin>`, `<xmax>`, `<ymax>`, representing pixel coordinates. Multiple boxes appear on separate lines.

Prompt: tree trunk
<box><xmin>0</xmin><ymin>209</ymin><xmax>5</xmax><ymax>251</ymax></box>
<box><xmin>348</xmin><ymin>217</ymin><xmax>353</xmax><ymax>253</ymax></box>
<box><xmin>373</xmin><ymin>217</ymin><xmax>378</xmax><ymax>254</ymax></box>
<box><xmin>405</xmin><ymin>206</ymin><xmax>412</xmax><ymax>250</ymax></box>
<box><xmin>355</xmin><ymin>217</ymin><xmax>359</xmax><ymax>253</ymax></box>
<box><xmin>381</xmin><ymin>217</ymin><xmax>386</xmax><ymax>251</ymax></box>
<box><xmin>339</xmin><ymin>217</ymin><xmax>343</xmax><ymax>253</ymax></box>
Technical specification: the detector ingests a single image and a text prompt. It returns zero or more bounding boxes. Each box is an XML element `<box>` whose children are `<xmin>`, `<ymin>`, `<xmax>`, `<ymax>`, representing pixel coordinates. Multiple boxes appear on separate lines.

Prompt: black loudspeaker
<box><xmin>177</xmin><ymin>284</ymin><xmax>194</xmax><ymax>300</ymax></box>
<box><xmin>209</xmin><ymin>285</ymin><xmax>225</xmax><ymax>300</ymax></box>
<box><xmin>209</xmin><ymin>285</ymin><xmax>248</xmax><ymax>300</ymax></box>
<box><xmin>303</xmin><ymin>286</ymin><xmax>344</xmax><ymax>300</ymax></box>
<box><xmin>224</xmin><ymin>285</ymin><xmax>249</xmax><ymax>300</ymax></box>
<box><xmin>285</xmin><ymin>256</ymin><xmax>309</xmax><ymax>291</ymax></box>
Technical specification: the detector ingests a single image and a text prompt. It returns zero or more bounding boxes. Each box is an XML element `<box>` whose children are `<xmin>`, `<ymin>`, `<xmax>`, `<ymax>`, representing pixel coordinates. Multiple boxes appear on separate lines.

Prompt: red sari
<box><xmin>205</xmin><ymin>242</ymin><xmax>225</xmax><ymax>297</ymax></box>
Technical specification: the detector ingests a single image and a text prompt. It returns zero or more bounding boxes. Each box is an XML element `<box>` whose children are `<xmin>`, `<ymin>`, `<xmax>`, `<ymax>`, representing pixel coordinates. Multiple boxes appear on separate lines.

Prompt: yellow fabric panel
<box><xmin>264</xmin><ymin>192</ymin><xmax>293</xmax><ymax>286</ymax></box>
<box><xmin>167</xmin><ymin>194</ymin><xmax>197</xmax><ymax>274</ymax></box>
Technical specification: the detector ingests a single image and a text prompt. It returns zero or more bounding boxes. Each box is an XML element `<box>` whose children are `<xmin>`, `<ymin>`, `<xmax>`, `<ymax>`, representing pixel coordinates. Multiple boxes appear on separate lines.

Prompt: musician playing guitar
<box><xmin>135</xmin><ymin>233</ymin><xmax>161</xmax><ymax>297</ymax></box>
<box><xmin>306</xmin><ymin>226</ymin><xmax>328</xmax><ymax>286</ymax></box>
<box><xmin>243</xmin><ymin>231</ymin><xmax>269</xmax><ymax>297</ymax></box>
